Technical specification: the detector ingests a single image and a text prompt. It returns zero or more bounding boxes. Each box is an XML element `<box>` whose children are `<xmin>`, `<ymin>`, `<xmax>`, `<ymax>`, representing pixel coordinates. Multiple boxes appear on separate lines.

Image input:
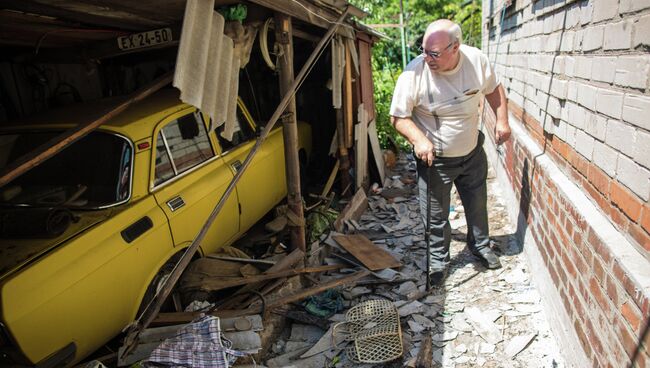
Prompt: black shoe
<box><xmin>428</xmin><ymin>269</ymin><xmax>448</xmax><ymax>289</ymax></box>
<box><xmin>472</xmin><ymin>248</ymin><xmax>502</xmax><ymax>269</ymax></box>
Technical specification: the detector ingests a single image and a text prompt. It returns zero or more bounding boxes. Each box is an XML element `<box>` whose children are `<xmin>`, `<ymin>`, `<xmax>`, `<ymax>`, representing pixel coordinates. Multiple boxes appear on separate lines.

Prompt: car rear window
<box><xmin>0</xmin><ymin>131</ymin><xmax>132</xmax><ymax>208</ymax></box>
<box><xmin>154</xmin><ymin>112</ymin><xmax>214</xmax><ymax>186</ymax></box>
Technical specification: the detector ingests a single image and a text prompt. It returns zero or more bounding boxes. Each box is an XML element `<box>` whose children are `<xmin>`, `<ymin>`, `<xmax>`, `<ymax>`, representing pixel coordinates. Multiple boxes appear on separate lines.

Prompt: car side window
<box><xmin>215</xmin><ymin>105</ymin><xmax>256</xmax><ymax>152</ymax></box>
<box><xmin>154</xmin><ymin>112</ymin><xmax>214</xmax><ymax>186</ymax></box>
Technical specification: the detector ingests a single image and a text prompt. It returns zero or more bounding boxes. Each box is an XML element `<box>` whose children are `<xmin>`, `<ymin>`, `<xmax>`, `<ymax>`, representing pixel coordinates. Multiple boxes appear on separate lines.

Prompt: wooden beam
<box><xmin>0</xmin><ymin>71</ymin><xmax>173</xmax><ymax>188</ymax></box>
<box><xmin>344</xmin><ymin>44</ymin><xmax>353</xmax><ymax>148</ymax></box>
<box><xmin>182</xmin><ymin>264</ymin><xmax>343</xmax><ymax>292</ymax></box>
<box><xmin>248</xmin><ymin>0</ymin><xmax>340</xmax><ymax>30</ymax></box>
<box><xmin>274</xmin><ymin>12</ymin><xmax>306</xmax><ymax>253</ymax></box>
<box><xmin>152</xmin><ymin>269</ymin><xmax>370</xmax><ymax>324</ymax></box>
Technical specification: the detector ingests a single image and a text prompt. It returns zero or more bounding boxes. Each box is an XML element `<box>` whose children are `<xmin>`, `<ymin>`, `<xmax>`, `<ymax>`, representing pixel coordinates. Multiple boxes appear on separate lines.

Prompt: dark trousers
<box><xmin>417</xmin><ymin>132</ymin><xmax>490</xmax><ymax>272</ymax></box>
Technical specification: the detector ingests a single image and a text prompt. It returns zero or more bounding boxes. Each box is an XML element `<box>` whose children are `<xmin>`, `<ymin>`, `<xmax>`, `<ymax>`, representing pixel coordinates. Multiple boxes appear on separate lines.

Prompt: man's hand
<box><xmin>495</xmin><ymin>119</ymin><xmax>511</xmax><ymax>145</ymax></box>
<box><xmin>413</xmin><ymin>136</ymin><xmax>435</xmax><ymax>166</ymax></box>
<box><xmin>391</xmin><ymin>116</ymin><xmax>435</xmax><ymax>166</ymax></box>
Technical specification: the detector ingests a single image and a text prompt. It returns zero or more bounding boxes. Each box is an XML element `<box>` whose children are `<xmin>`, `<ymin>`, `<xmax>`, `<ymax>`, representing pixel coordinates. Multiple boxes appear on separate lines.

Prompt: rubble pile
<box><xmin>263</xmin><ymin>153</ymin><xmax>566</xmax><ymax>368</ymax></box>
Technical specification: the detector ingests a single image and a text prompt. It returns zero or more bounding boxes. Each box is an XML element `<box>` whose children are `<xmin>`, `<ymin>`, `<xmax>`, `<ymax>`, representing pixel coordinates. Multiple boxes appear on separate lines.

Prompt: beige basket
<box><xmin>333</xmin><ymin>299</ymin><xmax>403</xmax><ymax>364</ymax></box>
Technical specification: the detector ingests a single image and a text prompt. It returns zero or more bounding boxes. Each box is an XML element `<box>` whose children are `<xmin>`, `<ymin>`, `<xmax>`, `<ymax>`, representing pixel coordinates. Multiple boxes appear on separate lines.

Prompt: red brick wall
<box><xmin>482</xmin><ymin>101</ymin><xmax>650</xmax><ymax>367</ymax></box>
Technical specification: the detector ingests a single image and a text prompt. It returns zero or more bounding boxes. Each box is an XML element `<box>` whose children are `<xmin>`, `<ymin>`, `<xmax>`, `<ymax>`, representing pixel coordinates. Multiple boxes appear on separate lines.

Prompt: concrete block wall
<box><xmin>481</xmin><ymin>0</ymin><xmax>650</xmax><ymax>366</ymax></box>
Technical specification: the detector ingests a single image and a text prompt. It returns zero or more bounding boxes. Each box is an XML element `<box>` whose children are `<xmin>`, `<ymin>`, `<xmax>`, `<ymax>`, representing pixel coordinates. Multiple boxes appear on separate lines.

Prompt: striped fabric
<box><xmin>147</xmin><ymin>316</ymin><xmax>246</xmax><ymax>368</ymax></box>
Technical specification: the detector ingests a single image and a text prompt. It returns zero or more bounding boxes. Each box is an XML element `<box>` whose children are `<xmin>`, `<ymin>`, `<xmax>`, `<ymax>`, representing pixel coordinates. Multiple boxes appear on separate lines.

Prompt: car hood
<box><xmin>0</xmin><ymin>208</ymin><xmax>112</xmax><ymax>281</ymax></box>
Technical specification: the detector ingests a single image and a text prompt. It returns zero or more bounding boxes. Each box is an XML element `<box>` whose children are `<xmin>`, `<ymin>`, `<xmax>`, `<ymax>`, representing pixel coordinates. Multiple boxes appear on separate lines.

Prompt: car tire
<box><xmin>137</xmin><ymin>260</ymin><xmax>178</xmax><ymax>317</ymax></box>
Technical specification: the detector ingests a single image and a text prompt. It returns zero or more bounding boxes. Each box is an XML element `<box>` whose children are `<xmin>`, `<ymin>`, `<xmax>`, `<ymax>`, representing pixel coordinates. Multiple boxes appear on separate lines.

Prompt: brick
<box><xmin>588</xmin><ymin>163</ymin><xmax>611</xmax><ymax>195</ymax></box>
<box><xmin>604</xmin><ymin>20</ymin><xmax>633</xmax><ymax>50</ymax></box>
<box><xmin>585</xmin><ymin>112</ymin><xmax>607</xmax><ymax>141</ymax></box>
<box><xmin>596</xmin><ymin>89</ymin><xmax>624</xmax><ymax>119</ymax></box>
<box><xmin>593</xmin><ymin>141</ymin><xmax>618</xmax><ymax>177</ymax></box>
<box><xmin>615</xmin><ymin>56</ymin><xmax>650</xmax><ymax>90</ymax></box>
<box><xmin>591</xmin><ymin>275</ymin><xmax>613</xmax><ymax>317</ymax></box>
<box><xmin>642</xmin><ymin>205</ymin><xmax>650</xmax><ymax>234</ymax></box>
<box><xmin>618</xmin><ymin>318</ymin><xmax>639</xmax><ymax>359</ymax></box>
<box><xmin>633</xmin><ymin>14</ymin><xmax>650</xmax><ymax>47</ymax></box>
<box><xmin>577</xmin><ymin>83</ymin><xmax>598</xmax><ymax>110</ymax></box>
<box><xmin>629</xmin><ymin>224</ymin><xmax>650</xmax><ymax>253</ymax></box>
<box><xmin>575</xmin><ymin>56</ymin><xmax>592</xmax><ymax>80</ymax></box>
<box><xmin>591</xmin><ymin>56</ymin><xmax>617</xmax><ymax>84</ymax></box>
<box><xmin>565</xmin><ymin>56</ymin><xmax>576</xmax><ymax>78</ymax></box>
<box><xmin>619</xmin><ymin>0</ymin><xmax>650</xmax><ymax>14</ymax></box>
<box><xmin>593</xmin><ymin>0</ymin><xmax>619</xmax><ymax>22</ymax></box>
<box><xmin>580</xmin><ymin>0</ymin><xmax>593</xmax><ymax>25</ymax></box>
<box><xmin>560</xmin><ymin>31</ymin><xmax>575</xmax><ymax>52</ymax></box>
<box><xmin>617</xmin><ymin>155</ymin><xmax>650</xmax><ymax>201</ymax></box>
<box><xmin>568</xmin><ymin>148</ymin><xmax>590</xmax><ymax>176</ymax></box>
<box><xmin>567</xmin><ymin>102</ymin><xmax>587</xmax><ymax>129</ymax></box>
<box><xmin>606</xmin><ymin>276</ymin><xmax>621</xmax><ymax>307</ymax></box>
<box><xmin>567</xmin><ymin>123</ymin><xmax>577</xmax><ymax>148</ymax></box>
<box><xmin>583</xmin><ymin>25</ymin><xmax>605</xmax><ymax>51</ymax></box>
<box><xmin>610</xmin><ymin>181</ymin><xmax>644</xmax><ymax>220</ymax></box>
<box><xmin>605</xmin><ymin>119</ymin><xmax>636</xmax><ymax>157</ymax></box>
<box><xmin>634</xmin><ymin>129</ymin><xmax>650</xmax><ymax>170</ymax></box>
<box><xmin>594</xmin><ymin>255</ymin><xmax>606</xmax><ymax>282</ymax></box>
<box><xmin>622</xmin><ymin>94</ymin><xmax>650</xmax><ymax>130</ymax></box>
<box><xmin>576</xmin><ymin>129</ymin><xmax>596</xmax><ymax>160</ymax></box>
<box><xmin>550</xmin><ymin>78</ymin><xmax>567</xmax><ymax>100</ymax></box>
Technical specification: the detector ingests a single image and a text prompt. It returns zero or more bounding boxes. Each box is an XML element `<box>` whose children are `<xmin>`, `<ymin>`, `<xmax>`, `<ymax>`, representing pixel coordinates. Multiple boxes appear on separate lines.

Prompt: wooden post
<box><xmin>344</xmin><ymin>44</ymin><xmax>353</xmax><ymax>148</ymax></box>
<box><xmin>274</xmin><ymin>12</ymin><xmax>306</xmax><ymax>253</ymax></box>
<box><xmin>336</xmin><ymin>108</ymin><xmax>351</xmax><ymax>195</ymax></box>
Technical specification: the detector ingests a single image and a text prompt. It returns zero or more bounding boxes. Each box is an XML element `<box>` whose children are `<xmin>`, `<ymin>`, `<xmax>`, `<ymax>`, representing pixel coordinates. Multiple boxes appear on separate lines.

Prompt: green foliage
<box><xmin>350</xmin><ymin>0</ymin><xmax>482</xmax><ymax>150</ymax></box>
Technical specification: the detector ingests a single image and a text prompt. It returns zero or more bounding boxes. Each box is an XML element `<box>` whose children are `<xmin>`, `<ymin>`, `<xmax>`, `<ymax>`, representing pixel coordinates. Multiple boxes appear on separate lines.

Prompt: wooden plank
<box><xmin>333</xmin><ymin>188</ymin><xmax>368</xmax><ymax>232</ymax></box>
<box><xmin>415</xmin><ymin>331</ymin><xmax>434</xmax><ymax>368</ymax></box>
<box><xmin>182</xmin><ymin>265</ymin><xmax>343</xmax><ymax>292</ymax></box>
<box><xmin>357</xmin><ymin>40</ymin><xmax>376</xmax><ymax>122</ymax></box>
<box><xmin>152</xmin><ymin>270</ymin><xmax>370</xmax><ymax>324</ymax></box>
<box><xmin>367</xmin><ymin>119</ymin><xmax>386</xmax><ymax>184</ymax></box>
<box><xmin>205</xmin><ymin>255</ymin><xmax>276</xmax><ymax>266</ymax></box>
<box><xmin>332</xmin><ymin>234</ymin><xmax>401</xmax><ymax>271</ymax></box>
<box><xmin>320</xmin><ymin>159</ymin><xmax>340</xmax><ymax>197</ymax></box>
<box><xmin>355</xmin><ymin>104</ymin><xmax>369</xmax><ymax>190</ymax></box>
<box><xmin>344</xmin><ymin>45</ymin><xmax>354</xmax><ymax>148</ymax></box>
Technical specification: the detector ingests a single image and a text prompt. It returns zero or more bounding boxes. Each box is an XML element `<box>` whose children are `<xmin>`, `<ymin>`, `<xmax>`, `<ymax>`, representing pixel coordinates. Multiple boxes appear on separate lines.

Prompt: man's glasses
<box><xmin>419</xmin><ymin>42</ymin><xmax>454</xmax><ymax>58</ymax></box>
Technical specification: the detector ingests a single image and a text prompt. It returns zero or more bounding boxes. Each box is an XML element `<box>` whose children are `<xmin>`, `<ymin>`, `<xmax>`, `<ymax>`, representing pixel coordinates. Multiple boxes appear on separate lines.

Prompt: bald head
<box><xmin>424</xmin><ymin>19</ymin><xmax>462</xmax><ymax>45</ymax></box>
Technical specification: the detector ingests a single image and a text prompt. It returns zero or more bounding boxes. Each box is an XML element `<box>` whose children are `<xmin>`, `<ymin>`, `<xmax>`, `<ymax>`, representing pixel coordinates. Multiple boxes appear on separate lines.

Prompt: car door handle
<box><xmin>121</xmin><ymin>216</ymin><xmax>153</xmax><ymax>243</ymax></box>
<box><xmin>167</xmin><ymin>196</ymin><xmax>185</xmax><ymax>212</ymax></box>
<box><xmin>231</xmin><ymin>160</ymin><xmax>242</xmax><ymax>172</ymax></box>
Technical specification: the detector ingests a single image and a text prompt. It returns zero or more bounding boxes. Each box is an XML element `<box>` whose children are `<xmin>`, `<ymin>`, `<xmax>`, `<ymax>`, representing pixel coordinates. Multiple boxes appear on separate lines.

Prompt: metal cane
<box><xmin>425</xmin><ymin>161</ymin><xmax>432</xmax><ymax>291</ymax></box>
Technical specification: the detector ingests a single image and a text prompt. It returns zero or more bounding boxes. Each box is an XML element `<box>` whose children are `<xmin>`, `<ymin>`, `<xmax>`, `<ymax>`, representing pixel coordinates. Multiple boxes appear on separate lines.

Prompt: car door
<box><xmin>216</xmin><ymin>100</ymin><xmax>287</xmax><ymax>233</ymax></box>
<box><xmin>151</xmin><ymin>108</ymin><xmax>239</xmax><ymax>254</ymax></box>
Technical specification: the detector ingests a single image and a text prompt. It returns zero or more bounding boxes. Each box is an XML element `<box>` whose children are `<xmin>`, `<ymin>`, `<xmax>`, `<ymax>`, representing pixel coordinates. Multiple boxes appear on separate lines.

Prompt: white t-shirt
<box><xmin>390</xmin><ymin>44</ymin><xmax>499</xmax><ymax>157</ymax></box>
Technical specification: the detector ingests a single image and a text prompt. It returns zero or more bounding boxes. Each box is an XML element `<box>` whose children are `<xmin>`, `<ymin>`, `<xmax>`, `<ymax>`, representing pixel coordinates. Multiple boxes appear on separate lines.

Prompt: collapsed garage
<box><xmin>0</xmin><ymin>0</ymin><xmax>385</xmax><ymax>366</ymax></box>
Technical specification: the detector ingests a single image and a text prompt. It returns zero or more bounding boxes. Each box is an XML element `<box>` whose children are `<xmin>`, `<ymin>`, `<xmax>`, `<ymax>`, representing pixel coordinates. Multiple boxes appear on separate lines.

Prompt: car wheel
<box><xmin>137</xmin><ymin>260</ymin><xmax>177</xmax><ymax>317</ymax></box>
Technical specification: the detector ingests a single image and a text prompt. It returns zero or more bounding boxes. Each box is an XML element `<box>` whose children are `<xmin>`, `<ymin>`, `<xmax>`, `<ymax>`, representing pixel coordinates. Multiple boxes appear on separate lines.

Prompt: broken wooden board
<box><xmin>332</xmin><ymin>234</ymin><xmax>401</xmax><ymax>271</ymax></box>
<box><xmin>333</xmin><ymin>188</ymin><xmax>368</xmax><ymax>232</ymax></box>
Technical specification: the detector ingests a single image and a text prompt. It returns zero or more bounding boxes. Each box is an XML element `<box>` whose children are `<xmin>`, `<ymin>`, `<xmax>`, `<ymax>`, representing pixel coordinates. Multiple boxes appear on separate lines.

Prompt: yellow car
<box><xmin>0</xmin><ymin>89</ymin><xmax>311</xmax><ymax>366</ymax></box>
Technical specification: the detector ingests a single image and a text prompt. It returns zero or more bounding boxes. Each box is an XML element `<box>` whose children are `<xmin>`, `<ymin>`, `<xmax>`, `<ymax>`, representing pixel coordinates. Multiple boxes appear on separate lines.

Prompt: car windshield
<box><xmin>0</xmin><ymin>131</ymin><xmax>132</xmax><ymax>209</ymax></box>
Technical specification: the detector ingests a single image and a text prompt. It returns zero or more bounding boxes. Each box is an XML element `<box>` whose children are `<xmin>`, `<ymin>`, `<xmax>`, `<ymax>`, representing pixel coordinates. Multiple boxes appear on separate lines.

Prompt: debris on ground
<box><xmin>109</xmin><ymin>152</ymin><xmax>565</xmax><ymax>368</ymax></box>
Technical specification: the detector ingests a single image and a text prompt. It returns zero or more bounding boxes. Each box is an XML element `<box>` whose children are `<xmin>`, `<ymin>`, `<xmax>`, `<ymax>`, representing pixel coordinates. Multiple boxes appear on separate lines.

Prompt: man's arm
<box><xmin>391</xmin><ymin>116</ymin><xmax>435</xmax><ymax>166</ymax></box>
<box><xmin>484</xmin><ymin>84</ymin><xmax>511</xmax><ymax>144</ymax></box>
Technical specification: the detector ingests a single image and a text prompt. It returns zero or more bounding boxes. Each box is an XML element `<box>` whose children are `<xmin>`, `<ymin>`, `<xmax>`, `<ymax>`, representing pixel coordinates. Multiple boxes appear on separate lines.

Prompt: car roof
<box><xmin>3</xmin><ymin>89</ymin><xmax>192</xmax><ymax>142</ymax></box>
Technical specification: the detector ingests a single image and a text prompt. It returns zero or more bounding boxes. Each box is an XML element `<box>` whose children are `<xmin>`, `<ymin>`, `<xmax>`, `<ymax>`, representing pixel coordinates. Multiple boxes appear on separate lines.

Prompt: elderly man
<box><xmin>390</xmin><ymin>20</ymin><xmax>510</xmax><ymax>288</ymax></box>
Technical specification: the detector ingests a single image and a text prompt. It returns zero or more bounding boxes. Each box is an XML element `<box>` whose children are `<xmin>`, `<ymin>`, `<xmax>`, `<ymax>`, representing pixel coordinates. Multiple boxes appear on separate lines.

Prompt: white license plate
<box><xmin>117</xmin><ymin>28</ymin><xmax>173</xmax><ymax>50</ymax></box>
